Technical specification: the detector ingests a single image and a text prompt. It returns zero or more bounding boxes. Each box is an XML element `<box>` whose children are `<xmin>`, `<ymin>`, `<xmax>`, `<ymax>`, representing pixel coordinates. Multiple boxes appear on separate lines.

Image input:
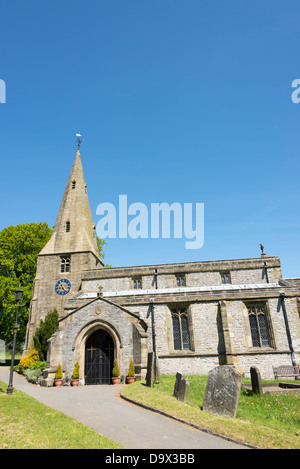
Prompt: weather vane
<box><xmin>75</xmin><ymin>132</ymin><xmax>84</xmax><ymax>149</ymax></box>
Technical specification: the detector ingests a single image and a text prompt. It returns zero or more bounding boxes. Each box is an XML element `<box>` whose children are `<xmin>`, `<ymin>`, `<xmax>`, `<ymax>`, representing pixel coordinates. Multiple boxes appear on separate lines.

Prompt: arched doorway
<box><xmin>85</xmin><ymin>329</ymin><xmax>114</xmax><ymax>384</ymax></box>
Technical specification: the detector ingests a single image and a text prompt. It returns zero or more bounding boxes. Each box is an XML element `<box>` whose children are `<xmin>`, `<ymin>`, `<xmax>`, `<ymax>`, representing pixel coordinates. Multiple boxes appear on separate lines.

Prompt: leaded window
<box><xmin>221</xmin><ymin>271</ymin><xmax>231</xmax><ymax>284</ymax></box>
<box><xmin>61</xmin><ymin>256</ymin><xmax>71</xmax><ymax>273</ymax></box>
<box><xmin>247</xmin><ymin>304</ymin><xmax>270</xmax><ymax>348</ymax></box>
<box><xmin>176</xmin><ymin>274</ymin><xmax>186</xmax><ymax>287</ymax></box>
<box><xmin>133</xmin><ymin>277</ymin><xmax>142</xmax><ymax>289</ymax></box>
<box><xmin>171</xmin><ymin>308</ymin><xmax>190</xmax><ymax>351</ymax></box>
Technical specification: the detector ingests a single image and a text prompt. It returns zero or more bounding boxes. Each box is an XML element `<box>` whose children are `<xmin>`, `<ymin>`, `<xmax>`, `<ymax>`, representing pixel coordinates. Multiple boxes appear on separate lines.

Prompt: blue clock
<box><xmin>55</xmin><ymin>279</ymin><xmax>71</xmax><ymax>295</ymax></box>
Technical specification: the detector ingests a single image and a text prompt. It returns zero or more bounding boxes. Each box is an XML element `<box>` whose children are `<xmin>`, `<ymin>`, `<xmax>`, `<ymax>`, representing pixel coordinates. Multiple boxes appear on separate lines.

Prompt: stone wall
<box><xmin>125</xmin><ymin>293</ymin><xmax>300</xmax><ymax>379</ymax></box>
<box><xmin>81</xmin><ymin>257</ymin><xmax>282</xmax><ymax>293</ymax></box>
<box><xmin>25</xmin><ymin>251</ymin><xmax>100</xmax><ymax>355</ymax></box>
<box><xmin>44</xmin><ymin>297</ymin><xmax>148</xmax><ymax>385</ymax></box>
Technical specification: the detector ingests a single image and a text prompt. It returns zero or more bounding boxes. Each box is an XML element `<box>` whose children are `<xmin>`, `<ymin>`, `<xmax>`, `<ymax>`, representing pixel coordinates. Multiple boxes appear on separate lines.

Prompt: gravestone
<box><xmin>146</xmin><ymin>352</ymin><xmax>154</xmax><ymax>387</ymax></box>
<box><xmin>250</xmin><ymin>366</ymin><xmax>263</xmax><ymax>395</ymax></box>
<box><xmin>173</xmin><ymin>372</ymin><xmax>183</xmax><ymax>397</ymax></box>
<box><xmin>203</xmin><ymin>365</ymin><xmax>242</xmax><ymax>418</ymax></box>
<box><xmin>178</xmin><ymin>378</ymin><xmax>189</xmax><ymax>402</ymax></box>
<box><xmin>154</xmin><ymin>353</ymin><xmax>161</xmax><ymax>385</ymax></box>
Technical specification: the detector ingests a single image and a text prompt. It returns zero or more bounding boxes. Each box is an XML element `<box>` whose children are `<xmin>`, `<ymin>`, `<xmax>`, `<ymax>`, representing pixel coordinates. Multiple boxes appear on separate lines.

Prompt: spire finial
<box><xmin>75</xmin><ymin>132</ymin><xmax>83</xmax><ymax>150</ymax></box>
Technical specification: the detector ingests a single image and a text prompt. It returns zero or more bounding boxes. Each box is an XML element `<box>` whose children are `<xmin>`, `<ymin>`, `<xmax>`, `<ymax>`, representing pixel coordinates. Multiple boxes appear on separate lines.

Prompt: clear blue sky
<box><xmin>0</xmin><ymin>1</ymin><xmax>299</xmax><ymax>277</ymax></box>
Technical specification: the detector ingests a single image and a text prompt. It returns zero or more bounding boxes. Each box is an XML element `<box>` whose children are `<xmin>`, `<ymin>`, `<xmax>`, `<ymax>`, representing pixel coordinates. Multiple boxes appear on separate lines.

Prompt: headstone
<box><xmin>203</xmin><ymin>365</ymin><xmax>242</xmax><ymax>418</ymax></box>
<box><xmin>146</xmin><ymin>352</ymin><xmax>154</xmax><ymax>387</ymax></box>
<box><xmin>154</xmin><ymin>354</ymin><xmax>161</xmax><ymax>384</ymax></box>
<box><xmin>250</xmin><ymin>366</ymin><xmax>263</xmax><ymax>395</ymax></box>
<box><xmin>173</xmin><ymin>372</ymin><xmax>183</xmax><ymax>397</ymax></box>
<box><xmin>178</xmin><ymin>378</ymin><xmax>189</xmax><ymax>402</ymax></box>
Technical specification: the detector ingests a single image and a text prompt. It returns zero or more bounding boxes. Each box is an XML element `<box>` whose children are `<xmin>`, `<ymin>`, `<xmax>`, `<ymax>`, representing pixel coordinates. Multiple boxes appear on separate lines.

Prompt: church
<box><xmin>24</xmin><ymin>148</ymin><xmax>300</xmax><ymax>385</ymax></box>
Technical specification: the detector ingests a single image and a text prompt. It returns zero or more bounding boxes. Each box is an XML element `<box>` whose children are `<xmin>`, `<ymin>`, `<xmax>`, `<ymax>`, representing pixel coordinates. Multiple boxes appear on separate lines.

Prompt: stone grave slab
<box><xmin>203</xmin><ymin>365</ymin><xmax>242</xmax><ymax>418</ymax></box>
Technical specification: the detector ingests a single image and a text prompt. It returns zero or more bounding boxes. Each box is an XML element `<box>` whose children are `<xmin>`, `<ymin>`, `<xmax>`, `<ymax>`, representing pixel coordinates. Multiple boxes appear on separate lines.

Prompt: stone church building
<box><xmin>24</xmin><ymin>149</ymin><xmax>300</xmax><ymax>385</ymax></box>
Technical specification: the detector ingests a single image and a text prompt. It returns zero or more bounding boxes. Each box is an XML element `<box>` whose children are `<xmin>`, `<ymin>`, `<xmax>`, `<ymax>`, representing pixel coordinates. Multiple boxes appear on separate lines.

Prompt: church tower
<box><xmin>25</xmin><ymin>148</ymin><xmax>103</xmax><ymax>353</ymax></box>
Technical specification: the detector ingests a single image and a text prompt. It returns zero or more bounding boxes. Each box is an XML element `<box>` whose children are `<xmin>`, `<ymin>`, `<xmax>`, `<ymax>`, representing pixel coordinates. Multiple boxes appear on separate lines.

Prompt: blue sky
<box><xmin>0</xmin><ymin>1</ymin><xmax>300</xmax><ymax>277</ymax></box>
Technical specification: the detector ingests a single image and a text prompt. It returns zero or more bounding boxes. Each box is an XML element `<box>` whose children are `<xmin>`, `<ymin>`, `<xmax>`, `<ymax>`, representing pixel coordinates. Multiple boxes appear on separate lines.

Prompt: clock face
<box><xmin>55</xmin><ymin>279</ymin><xmax>71</xmax><ymax>295</ymax></box>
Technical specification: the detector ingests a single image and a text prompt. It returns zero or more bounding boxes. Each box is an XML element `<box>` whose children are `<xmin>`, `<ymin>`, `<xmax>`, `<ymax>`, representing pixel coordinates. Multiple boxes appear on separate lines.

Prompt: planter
<box><xmin>111</xmin><ymin>377</ymin><xmax>120</xmax><ymax>385</ymax></box>
<box><xmin>71</xmin><ymin>379</ymin><xmax>79</xmax><ymax>387</ymax></box>
<box><xmin>126</xmin><ymin>376</ymin><xmax>136</xmax><ymax>384</ymax></box>
<box><xmin>54</xmin><ymin>379</ymin><xmax>63</xmax><ymax>387</ymax></box>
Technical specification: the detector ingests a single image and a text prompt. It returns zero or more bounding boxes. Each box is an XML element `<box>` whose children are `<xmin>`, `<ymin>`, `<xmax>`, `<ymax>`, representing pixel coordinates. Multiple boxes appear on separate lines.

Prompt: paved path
<box><xmin>0</xmin><ymin>367</ymin><xmax>248</xmax><ymax>449</ymax></box>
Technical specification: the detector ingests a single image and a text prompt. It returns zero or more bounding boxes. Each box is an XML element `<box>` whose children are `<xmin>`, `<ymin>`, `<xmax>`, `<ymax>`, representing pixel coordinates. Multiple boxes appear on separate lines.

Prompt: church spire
<box><xmin>39</xmin><ymin>148</ymin><xmax>102</xmax><ymax>263</ymax></box>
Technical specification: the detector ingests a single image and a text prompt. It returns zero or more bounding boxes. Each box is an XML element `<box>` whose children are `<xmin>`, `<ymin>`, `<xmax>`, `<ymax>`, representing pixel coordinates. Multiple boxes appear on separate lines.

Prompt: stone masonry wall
<box><xmin>47</xmin><ymin>297</ymin><xmax>146</xmax><ymax>383</ymax></box>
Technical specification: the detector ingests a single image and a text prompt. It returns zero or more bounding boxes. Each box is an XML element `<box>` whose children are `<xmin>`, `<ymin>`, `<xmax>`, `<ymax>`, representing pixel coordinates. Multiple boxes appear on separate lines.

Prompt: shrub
<box><xmin>55</xmin><ymin>363</ymin><xmax>63</xmax><ymax>380</ymax></box>
<box><xmin>19</xmin><ymin>348</ymin><xmax>39</xmax><ymax>373</ymax></box>
<box><xmin>32</xmin><ymin>310</ymin><xmax>58</xmax><ymax>361</ymax></box>
<box><xmin>112</xmin><ymin>359</ymin><xmax>120</xmax><ymax>377</ymax></box>
<box><xmin>127</xmin><ymin>359</ymin><xmax>135</xmax><ymax>377</ymax></box>
<box><xmin>30</xmin><ymin>361</ymin><xmax>47</xmax><ymax>371</ymax></box>
<box><xmin>24</xmin><ymin>368</ymin><xmax>43</xmax><ymax>384</ymax></box>
<box><xmin>72</xmin><ymin>362</ymin><xmax>80</xmax><ymax>379</ymax></box>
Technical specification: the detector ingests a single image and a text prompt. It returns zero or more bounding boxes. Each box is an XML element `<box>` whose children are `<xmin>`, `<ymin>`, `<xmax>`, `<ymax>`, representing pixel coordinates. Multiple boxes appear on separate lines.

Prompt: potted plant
<box><xmin>71</xmin><ymin>362</ymin><xmax>80</xmax><ymax>386</ymax></box>
<box><xmin>111</xmin><ymin>358</ymin><xmax>120</xmax><ymax>384</ymax></box>
<box><xmin>54</xmin><ymin>363</ymin><xmax>63</xmax><ymax>387</ymax></box>
<box><xmin>126</xmin><ymin>359</ymin><xmax>136</xmax><ymax>384</ymax></box>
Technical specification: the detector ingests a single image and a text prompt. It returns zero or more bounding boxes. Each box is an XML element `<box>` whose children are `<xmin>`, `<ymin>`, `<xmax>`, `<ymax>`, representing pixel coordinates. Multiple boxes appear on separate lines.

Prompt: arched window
<box><xmin>66</xmin><ymin>221</ymin><xmax>70</xmax><ymax>232</ymax></box>
<box><xmin>60</xmin><ymin>257</ymin><xmax>71</xmax><ymax>273</ymax></box>
<box><xmin>72</xmin><ymin>180</ymin><xmax>76</xmax><ymax>189</ymax></box>
<box><xmin>171</xmin><ymin>308</ymin><xmax>190</xmax><ymax>351</ymax></box>
<box><xmin>247</xmin><ymin>303</ymin><xmax>271</xmax><ymax>348</ymax></box>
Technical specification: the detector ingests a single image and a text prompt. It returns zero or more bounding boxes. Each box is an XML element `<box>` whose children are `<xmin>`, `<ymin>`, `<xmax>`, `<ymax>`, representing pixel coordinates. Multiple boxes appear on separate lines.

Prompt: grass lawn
<box><xmin>121</xmin><ymin>375</ymin><xmax>300</xmax><ymax>449</ymax></box>
<box><xmin>0</xmin><ymin>381</ymin><xmax>122</xmax><ymax>449</ymax></box>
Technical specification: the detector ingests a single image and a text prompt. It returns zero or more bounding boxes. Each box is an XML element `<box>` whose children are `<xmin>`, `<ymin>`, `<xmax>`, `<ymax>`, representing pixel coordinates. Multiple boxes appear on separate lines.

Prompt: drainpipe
<box><xmin>151</xmin><ymin>268</ymin><xmax>160</xmax><ymax>383</ymax></box>
<box><xmin>280</xmin><ymin>291</ymin><xmax>296</xmax><ymax>366</ymax></box>
<box><xmin>150</xmin><ymin>298</ymin><xmax>156</xmax><ymax>356</ymax></box>
<box><xmin>153</xmin><ymin>268</ymin><xmax>158</xmax><ymax>289</ymax></box>
<box><xmin>151</xmin><ymin>269</ymin><xmax>158</xmax><ymax>355</ymax></box>
<box><xmin>263</xmin><ymin>262</ymin><xmax>269</xmax><ymax>283</ymax></box>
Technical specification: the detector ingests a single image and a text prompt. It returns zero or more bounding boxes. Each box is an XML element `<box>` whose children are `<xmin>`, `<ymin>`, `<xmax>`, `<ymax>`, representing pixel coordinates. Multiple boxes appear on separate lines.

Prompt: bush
<box><xmin>30</xmin><ymin>361</ymin><xmax>47</xmax><ymax>371</ymax></box>
<box><xmin>127</xmin><ymin>359</ymin><xmax>135</xmax><ymax>377</ymax></box>
<box><xmin>24</xmin><ymin>368</ymin><xmax>43</xmax><ymax>384</ymax></box>
<box><xmin>72</xmin><ymin>362</ymin><xmax>80</xmax><ymax>379</ymax></box>
<box><xmin>112</xmin><ymin>359</ymin><xmax>120</xmax><ymax>377</ymax></box>
<box><xmin>19</xmin><ymin>348</ymin><xmax>39</xmax><ymax>373</ymax></box>
<box><xmin>32</xmin><ymin>310</ymin><xmax>58</xmax><ymax>361</ymax></box>
<box><xmin>55</xmin><ymin>364</ymin><xmax>63</xmax><ymax>380</ymax></box>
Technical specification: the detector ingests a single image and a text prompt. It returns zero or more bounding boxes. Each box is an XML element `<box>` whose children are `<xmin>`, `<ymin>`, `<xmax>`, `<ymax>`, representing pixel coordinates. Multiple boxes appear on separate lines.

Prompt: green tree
<box><xmin>96</xmin><ymin>237</ymin><xmax>112</xmax><ymax>268</ymax></box>
<box><xmin>0</xmin><ymin>223</ymin><xmax>52</xmax><ymax>347</ymax></box>
<box><xmin>32</xmin><ymin>309</ymin><xmax>59</xmax><ymax>361</ymax></box>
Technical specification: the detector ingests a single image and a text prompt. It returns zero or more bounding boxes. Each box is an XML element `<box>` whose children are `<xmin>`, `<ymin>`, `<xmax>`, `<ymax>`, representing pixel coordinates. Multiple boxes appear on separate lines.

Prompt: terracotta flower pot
<box><xmin>111</xmin><ymin>376</ymin><xmax>120</xmax><ymax>385</ymax></box>
<box><xmin>126</xmin><ymin>376</ymin><xmax>136</xmax><ymax>384</ymax></box>
<box><xmin>54</xmin><ymin>379</ymin><xmax>63</xmax><ymax>387</ymax></box>
<box><xmin>71</xmin><ymin>379</ymin><xmax>79</xmax><ymax>387</ymax></box>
